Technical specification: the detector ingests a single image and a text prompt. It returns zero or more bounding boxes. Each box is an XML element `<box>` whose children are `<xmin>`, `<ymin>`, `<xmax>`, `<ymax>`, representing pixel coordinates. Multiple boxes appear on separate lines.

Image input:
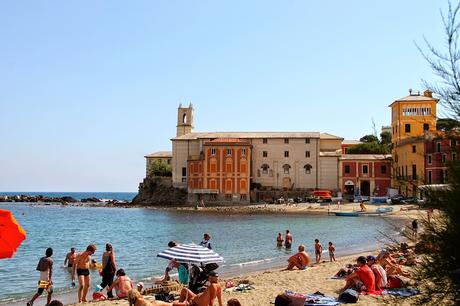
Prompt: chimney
<box><xmin>423</xmin><ymin>89</ymin><xmax>433</xmax><ymax>98</ymax></box>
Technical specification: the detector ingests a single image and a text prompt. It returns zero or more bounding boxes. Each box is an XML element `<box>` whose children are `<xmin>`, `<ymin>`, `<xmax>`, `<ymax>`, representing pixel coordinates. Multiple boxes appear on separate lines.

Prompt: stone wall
<box><xmin>131</xmin><ymin>176</ymin><xmax>188</xmax><ymax>206</ymax></box>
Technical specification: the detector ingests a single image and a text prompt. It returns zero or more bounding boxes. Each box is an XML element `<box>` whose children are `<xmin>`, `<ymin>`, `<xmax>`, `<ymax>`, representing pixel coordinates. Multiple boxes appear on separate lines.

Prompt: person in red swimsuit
<box><xmin>339</xmin><ymin>256</ymin><xmax>376</xmax><ymax>294</ymax></box>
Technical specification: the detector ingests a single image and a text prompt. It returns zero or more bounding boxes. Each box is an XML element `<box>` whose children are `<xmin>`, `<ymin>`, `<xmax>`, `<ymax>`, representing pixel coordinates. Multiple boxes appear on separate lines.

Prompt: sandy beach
<box><xmin>66</xmin><ymin>253</ymin><xmax>416</xmax><ymax>306</ymax></box>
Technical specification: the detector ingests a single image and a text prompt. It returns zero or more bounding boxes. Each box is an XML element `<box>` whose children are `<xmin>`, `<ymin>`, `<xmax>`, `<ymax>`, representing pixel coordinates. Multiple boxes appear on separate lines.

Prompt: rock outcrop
<box><xmin>131</xmin><ymin>176</ymin><xmax>188</xmax><ymax>206</ymax></box>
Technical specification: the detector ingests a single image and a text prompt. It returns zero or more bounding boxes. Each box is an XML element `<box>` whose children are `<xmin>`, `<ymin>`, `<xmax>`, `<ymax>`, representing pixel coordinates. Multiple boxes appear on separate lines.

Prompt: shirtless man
<box><xmin>285</xmin><ymin>230</ymin><xmax>293</xmax><ymax>249</ymax></box>
<box><xmin>314</xmin><ymin>239</ymin><xmax>323</xmax><ymax>263</ymax></box>
<box><xmin>64</xmin><ymin>247</ymin><xmax>77</xmax><ymax>269</ymax></box>
<box><xmin>72</xmin><ymin>244</ymin><xmax>97</xmax><ymax>303</ymax></box>
<box><xmin>27</xmin><ymin>248</ymin><xmax>54</xmax><ymax>306</ymax></box>
<box><xmin>285</xmin><ymin>244</ymin><xmax>310</xmax><ymax>270</ymax></box>
<box><xmin>172</xmin><ymin>272</ymin><xmax>223</xmax><ymax>306</ymax></box>
<box><xmin>108</xmin><ymin>269</ymin><xmax>133</xmax><ymax>298</ymax></box>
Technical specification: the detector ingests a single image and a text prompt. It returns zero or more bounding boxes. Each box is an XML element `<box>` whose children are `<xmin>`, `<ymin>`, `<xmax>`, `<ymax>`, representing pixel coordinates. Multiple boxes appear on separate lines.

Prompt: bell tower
<box><xmin>176</xmin><ymin>103</ymin><xmax>194</xmax><ymax>137</ymax></box>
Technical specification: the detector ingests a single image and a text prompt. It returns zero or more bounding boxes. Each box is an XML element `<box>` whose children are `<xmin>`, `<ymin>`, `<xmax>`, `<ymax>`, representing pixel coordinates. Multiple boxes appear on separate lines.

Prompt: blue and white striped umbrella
<box><xmin>157</xmin><ymin>243</ymin><xmax>224</xmax><ymax>264</ymax></box>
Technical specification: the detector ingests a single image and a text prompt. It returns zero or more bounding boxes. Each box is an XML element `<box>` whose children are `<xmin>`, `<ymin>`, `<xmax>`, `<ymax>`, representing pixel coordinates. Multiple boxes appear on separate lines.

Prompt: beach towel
<box><xmin>304</xmin><ymin>293</ymin><xmax>340</xmax><ymax>306</ymax></box>
<box><xmin>382</xmin><ymin>288</ymin><xmax>419</xmax><ymax>297</ymax></box>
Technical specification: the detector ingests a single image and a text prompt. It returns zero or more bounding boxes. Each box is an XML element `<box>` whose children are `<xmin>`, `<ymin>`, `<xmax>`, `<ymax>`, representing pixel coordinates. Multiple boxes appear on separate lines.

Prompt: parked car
<box><xmin>294</xmin><ymin>197</ymin><xmax>303</xmax><ymax>203</ymax></box>
<box><xmin>276</xmin><ymin>197</ymin><xmax>285</xmax><ymax>204</ymax></box>
<box><xmin>390</xmin><ymin>195</ymin><xmax>406</xmax><ymax>205</ymax></box>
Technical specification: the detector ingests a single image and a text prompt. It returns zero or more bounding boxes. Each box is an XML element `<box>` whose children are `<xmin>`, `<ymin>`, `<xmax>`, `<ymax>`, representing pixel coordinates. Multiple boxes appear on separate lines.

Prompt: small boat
<box><xmin>335</xmin><ymin>211</ymin><xmax>359</xmax><ymax>217</ymax></box>
<box><xmin>376</xmin><ymin>207</ymin><xmax>394</xmax><ymax>213</ymax></box>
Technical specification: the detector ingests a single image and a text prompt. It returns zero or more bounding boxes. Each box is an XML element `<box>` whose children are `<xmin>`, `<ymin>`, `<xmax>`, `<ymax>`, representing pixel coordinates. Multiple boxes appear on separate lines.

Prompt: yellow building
<box><xmin>389</xmin><ymin>89</ymin><xmax>438</xmax><ymax>196</ymax></box>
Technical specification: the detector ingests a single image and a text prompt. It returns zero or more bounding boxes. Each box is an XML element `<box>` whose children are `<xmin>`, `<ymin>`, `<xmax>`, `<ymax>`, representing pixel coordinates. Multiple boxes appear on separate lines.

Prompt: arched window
<box><xmin>304</xmin><ymin>164</ymin><xmax>312</xmax><ymax>174</ymax></box>
<box><xmin>182</xmin><ymin>113</ymin><xmax>187</xmax><ymax>124</ymax></box>
<box><xmin>261</xmin><ymin>163</ymin><xmax>270</xmax><ymax>174</ymax></box>
<box><xmin>283</xmin><ymin>164</ymin><xmax>291</xmax><ymax>174</ymax></box>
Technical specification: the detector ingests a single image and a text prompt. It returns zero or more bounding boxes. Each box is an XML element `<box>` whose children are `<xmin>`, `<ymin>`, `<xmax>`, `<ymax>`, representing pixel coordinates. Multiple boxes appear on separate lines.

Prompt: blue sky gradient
<box><xmin>0</xmin><ymin>1</ymin><xmax>448</xmax><ymax>191</ymax></box>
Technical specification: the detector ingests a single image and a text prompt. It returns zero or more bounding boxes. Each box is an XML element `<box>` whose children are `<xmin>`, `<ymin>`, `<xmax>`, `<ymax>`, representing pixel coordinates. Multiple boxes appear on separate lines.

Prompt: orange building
<box><xmin>187</xmin><ymin>138</ymin><xmax>252</xmax><ymax>204</ymax></box>
<box><xmin>390</xmin><ymin>89</ymin><xmax>439</xmax><ymax>196</ymax></box>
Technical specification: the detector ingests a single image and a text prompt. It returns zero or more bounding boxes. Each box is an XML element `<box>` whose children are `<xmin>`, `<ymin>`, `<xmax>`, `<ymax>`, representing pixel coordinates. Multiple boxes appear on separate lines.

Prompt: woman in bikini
<box><xmin>108</xmin><ymin>269</ymin><xmax>133</xmax><ymax>299</ymax></box>
<box><xmin>72</xmin><ymin>244</ymin><xmax>97</xmax><ymax>303</ymax></box>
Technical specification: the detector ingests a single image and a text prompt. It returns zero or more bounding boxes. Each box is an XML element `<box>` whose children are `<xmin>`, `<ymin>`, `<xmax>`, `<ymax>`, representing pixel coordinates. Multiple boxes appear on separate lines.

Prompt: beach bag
<box><xmin>283</xmin><ymin>290</ymin><xmax>306</xmax><ymax>306</ymax></box>
<box><xmin>338</xmin><ymin>288</ymin><xmax>359</xmax><ymax>303</ymax></box>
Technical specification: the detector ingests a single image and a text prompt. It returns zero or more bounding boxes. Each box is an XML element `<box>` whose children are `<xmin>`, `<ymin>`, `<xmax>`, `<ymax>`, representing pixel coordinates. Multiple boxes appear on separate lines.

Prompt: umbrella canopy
<box><xmin>157</xmin><ymin>243</ymin><xmax>224</xmax><ymax>264</ymax></box>
<box><xmin>0</xmin><ymin>209</ymin><xmax>27</xmax><ymax>259</ymax></box>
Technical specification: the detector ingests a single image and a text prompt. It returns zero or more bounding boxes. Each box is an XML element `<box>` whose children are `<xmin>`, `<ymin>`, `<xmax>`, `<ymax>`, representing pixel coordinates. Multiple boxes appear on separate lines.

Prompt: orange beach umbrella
<box><xmin>0</xmin><ymin>209</ymin><xmax>26</xmax><ymax>259</ymax></box>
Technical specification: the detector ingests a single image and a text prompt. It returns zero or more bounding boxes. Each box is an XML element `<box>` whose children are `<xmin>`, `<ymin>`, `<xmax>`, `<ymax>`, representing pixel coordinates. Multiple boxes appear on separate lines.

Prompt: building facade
<box><xmin>170</xmin><ymin>105</ymin><xmax>343</xmax><ymax>203</ymax></box>
<box><xmin>145</xmin><ymin>151</ymin><xmax>172</xmax><ymax>177</ymax></box>
<box><xmin>390</xmin><ymin>90</ymin><xmax>438</xmax><ymax>196</ymax></box>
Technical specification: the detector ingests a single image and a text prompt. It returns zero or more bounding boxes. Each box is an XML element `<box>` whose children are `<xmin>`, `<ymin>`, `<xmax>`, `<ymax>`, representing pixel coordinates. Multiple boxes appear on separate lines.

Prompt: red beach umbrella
<box><xmin>0</xmin><ymin>209</ymin><xmax>26</xmax><ymax>259</ymax></box>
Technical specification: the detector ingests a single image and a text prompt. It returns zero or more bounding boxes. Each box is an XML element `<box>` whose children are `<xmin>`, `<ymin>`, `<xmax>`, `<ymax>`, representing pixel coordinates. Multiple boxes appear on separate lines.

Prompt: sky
<box><xmin>0</xmin><ymin>0</ymin><xmax>450</xmax><ymax>192</ymax></box>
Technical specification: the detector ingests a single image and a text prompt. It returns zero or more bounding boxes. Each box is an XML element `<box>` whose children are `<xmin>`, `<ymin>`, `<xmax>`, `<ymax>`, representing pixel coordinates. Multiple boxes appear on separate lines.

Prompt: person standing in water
<box><xmin>285</xmin><ymin>230</ymin><xmax>293</xmax><ymax>249</ymax></box>
<box><xmin>200</xmin><ymin>233</ymin><xmax>212</xmax><ymax>249</ymax></box>
<box><xmin>72</xmin><ymin>244</ymin><xmax>97</xmax><ymax>303</ymax></box>
<box><xmin>64</xmin><ymin>247</ymin><xmax>77</xmax><ymax>269</ymax></box>
<box><xmin>276</xmin><ymin>233</ymin><xmax>284</xmax><ymax>247</ymax></box>
<box><xmin>100</xmin><ymin>243</ymin><xmax>117</xmax><ymax>298</ymax></box>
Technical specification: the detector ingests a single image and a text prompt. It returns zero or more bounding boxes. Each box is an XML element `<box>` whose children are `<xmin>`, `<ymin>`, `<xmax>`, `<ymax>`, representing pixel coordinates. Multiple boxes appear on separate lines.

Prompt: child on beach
<box><xmin>328</xmin><ymin>242</ymin><xmax>336</xmax><ymax>262</ymax></box>
<box><xmin>314</xmin><ymin>239</ymin><xmax>323</xmax><ymax>263</ymax></box>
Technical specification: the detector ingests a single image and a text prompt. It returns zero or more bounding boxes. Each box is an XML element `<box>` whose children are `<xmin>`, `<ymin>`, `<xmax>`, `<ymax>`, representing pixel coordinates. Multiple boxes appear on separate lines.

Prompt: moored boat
<box><xmin>334</xmin><ymin>211</ymin><xmax>359</xmax><ymax>217</ymax></box>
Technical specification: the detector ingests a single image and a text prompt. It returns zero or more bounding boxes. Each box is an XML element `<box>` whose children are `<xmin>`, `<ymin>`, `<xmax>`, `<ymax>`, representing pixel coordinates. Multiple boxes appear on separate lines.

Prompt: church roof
<box><xmin>172</xmin><ymin>131</ymin><xmax>342</xmax><ymax>141</ymax></box>
<box><xmin>144</xmin><ymin>151</ymin><xmax>172</xmax><ymax>158</ymax></box>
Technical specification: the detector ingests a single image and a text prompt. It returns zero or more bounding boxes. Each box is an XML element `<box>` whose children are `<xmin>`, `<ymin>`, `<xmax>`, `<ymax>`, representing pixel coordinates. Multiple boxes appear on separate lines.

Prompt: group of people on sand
<box><xmin>28</xmin><ymin>243</ymin><xmax>134</xmax><ymax>305</ymax></box>
<box><xmin>278</xmin><ymin>231</ymin><xmax>337</xmax><ymax>270</ymax></box>
<box><xmin>336</xmin><ymin>244</ymin><xmax>416</xmax><ymax>295</ymax></box>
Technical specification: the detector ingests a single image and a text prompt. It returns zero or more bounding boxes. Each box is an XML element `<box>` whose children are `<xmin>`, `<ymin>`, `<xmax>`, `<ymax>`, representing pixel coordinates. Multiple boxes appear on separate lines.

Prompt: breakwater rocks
<box><xmin>131</xmin><ymin>176</ymin><xmax>188</xmax><ymax>206</ymax></box>
<box><xmin>0</xmin><ymin>195</ymin><xmax>127</xmax><ymax>205</ymax></box>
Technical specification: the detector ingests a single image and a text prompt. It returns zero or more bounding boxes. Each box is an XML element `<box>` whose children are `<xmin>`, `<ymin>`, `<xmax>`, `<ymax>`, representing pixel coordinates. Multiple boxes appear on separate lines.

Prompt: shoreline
<box><xmin>2</xmin><ymin>242</ymin><xmax>405</xmax><ymax>306</ymax></box>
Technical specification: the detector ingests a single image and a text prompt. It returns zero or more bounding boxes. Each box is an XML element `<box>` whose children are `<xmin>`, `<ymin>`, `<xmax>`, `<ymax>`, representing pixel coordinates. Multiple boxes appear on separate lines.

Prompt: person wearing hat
<box><xmin>367</xmin><ymin>255</ymin><xmax>387</xmax><ymax>290</ymax></box>
<box><xmin>173</xmin><ymin>271</ymin><xmax>223</xmax><ymax>306</ymax></box>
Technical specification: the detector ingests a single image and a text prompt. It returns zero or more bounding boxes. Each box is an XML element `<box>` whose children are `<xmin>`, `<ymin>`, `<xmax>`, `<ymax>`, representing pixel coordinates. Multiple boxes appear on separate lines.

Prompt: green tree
<box><xmin>148</xmin><ymin>159</ymin><xmax>172</xmax><ymax>177</ymax></box>
<box><xmin>346</xmin><ymin>141</ymin><xmax>389</xmax><ymax>154</ymax></box>
<box><xmin>415</xmin><ymin>1</ymin><xmax>460</xmax><ymax>303</ymax></box>
<box><xmin>437</xmin><ymin>118</ymin><xmax>460</xmax><ymax>131</ymax></box>
<box><xmin>380</xmin><ymin>131</ymin><xmax>392</xmax><ymax>145</ymax></box>
<box><xmin>359</xmin><ymin>134</ymin><xmax>379</xmax><ymax>143</ymax></box>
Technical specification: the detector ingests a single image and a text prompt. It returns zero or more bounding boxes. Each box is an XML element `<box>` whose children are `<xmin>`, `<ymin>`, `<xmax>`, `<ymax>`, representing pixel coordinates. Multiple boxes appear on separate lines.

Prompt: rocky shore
<box><xmin>0</xmin><ymin>194</ymin><xmax>128</xmax><ymax>205</ymax></box>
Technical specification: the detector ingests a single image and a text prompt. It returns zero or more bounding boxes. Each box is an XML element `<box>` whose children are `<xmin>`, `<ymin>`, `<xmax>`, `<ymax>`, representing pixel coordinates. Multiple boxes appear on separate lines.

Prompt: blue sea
<box><xmin>0</xmin><ymin>197</ymin><xmax>405</xmax><ymax>305</ymax></box>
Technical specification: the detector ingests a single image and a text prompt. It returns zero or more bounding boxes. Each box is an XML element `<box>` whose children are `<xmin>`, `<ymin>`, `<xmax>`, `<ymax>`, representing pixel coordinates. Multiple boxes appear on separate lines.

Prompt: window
<box><xmin>211</xmin><ymin>148</ymin><xmax>216</xmax><ymax>156</ymax></box>
<box><xmin>240</xmin><ymin>194</ymin><xmax>247</xmax><ymax>201</ymax></box>
<box><xmin>411</xmin><ymin>145</ymin><xmax>416</xmax><ymax>153</ymax></box>
<box><xmin>305</xmin><ymin>138</ymin><xmax>310</xmax><ymax>144</ymax></box>
<box><xmin>262</xmin><ymin>138</ymin><xmax>268</xmax><ymax>144</ymax></box>
<box><xmin>428</xmin><ymin>170</ymin><xmax>432</xmax><ymax>184</ymax></box>
<box><xmin>305</xmin><ymin>151</ymin><xmax>310</xmax><ymax>158</ymax></box>
<box><xmin>423</xmin><ymin>123</ymin><xmax>429</xmax><ymax>131</ymax></box>
<box><xmin>284</xmin><ymin>151</ymin><xmax>289</xmax><ymax>158</ymax></box>
<box><xmin>344</xmin><ymin>165</ymin><xmax>350</xmax><ymax>174</ymax></box>
<box><xmin>283</xmin><ymin>164</ymin><xmax>291</xmax><ymax>174</ymax></box>
<box><xmin>428</xmin><ymin>154</ymin><xmax>432</xmax><ymax>165</ymax></box>
<box><xmin>442</xmin><ymin>154</ymin><xmax>446</xmax><ymax>163</ymax></box>
<box><xmin>381</xmin><ymin>165</ymin><xmax>387</xmax><ymax>174</ymax></box>
<box><xmin>241</xmin><ymin>148</ymin><xmax>246</xmax><ymax>156</ymax></box>
<box><xmin>263</xmin><ymin>151</ymin><xmax>268</xmax><ymax>158</ymax></box>
<box><xmin>412</xmin><ymin>164</ymin><xmax>417</xmax><ymax>180</ymax></box>
<box><xmin>405</xmin><ymin>124</ymin><xmax>411</xmax><ymax>133</ymax></box>
<box><xmin>182</xmin><ymin>167</ymin><xmax>187</xmax><ymax>177</ymax></box>
<box><xmin>226</xmin><ymin>148</ymin><xmax>232</xmax><ymax>156</ymax></box>
<box><xmin>437</xmin><ymin>142</ymin><xmax>442</xmax><ymax>152</ymax></box>
<box><xmin>304</xmin><ymin>164</ymin><xmax>312</xmax><ymax>174</ymax></box>
<box><xmin>226</xmin><ymin>162</ymin><xmax>232</xmax><ymax>173</ymax></box>
<box><xmin>362</xmin><ymin>165</ymin><xmax>369</xmax><ymax>174</ymax></box>
<box><xmin>452</xmin><ymin>139</ymin><xmax>457</xmax><ymax>146</ymax></box>
<box><xmin>395</xmin><ymin>154</ymin><xmax>398</xmax><ymax>163</ymax></box>
<box><xmin>453</xmin><ymin>153</ymin><xmax>457</xmax><ymax>161</ymax></box>
<box><xmin>261</xmin><ymin>164</ymin><xmax>269</xmax><ymax>174</ymax></box>
<box><xmin>284</xmin><ymin>138</ymin><xmax>289</xmax><ymax>144</ymax></box>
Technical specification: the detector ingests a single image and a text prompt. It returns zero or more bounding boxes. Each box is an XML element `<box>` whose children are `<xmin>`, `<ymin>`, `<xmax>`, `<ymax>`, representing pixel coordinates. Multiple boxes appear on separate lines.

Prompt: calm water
<box><xmin>0</xmin><ymin>202</ymin><xmax>403</xmax><ymax>304</ymax></box>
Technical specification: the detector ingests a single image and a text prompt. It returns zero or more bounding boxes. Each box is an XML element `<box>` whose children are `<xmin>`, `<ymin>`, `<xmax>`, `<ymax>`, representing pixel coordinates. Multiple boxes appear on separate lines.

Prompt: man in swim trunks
<box><xmin>72</xmin><ymin>244</ymin><xmax>97</xmax><ymax>303</ymax></box>
<box><xmin>285</xmin><ymin>244</ymin><xmax>310</xmax><ymax>270</ymax></box>
<box><xmin>285</xmin><ymin>230</ymin><xmax>292</xmax><ymax>249</ymax></box>
<box><xmin>314</xmin><ymin>239</ymin><xmax>323</xmax><ymax>263</ymax></box>
<box><xmin>172</xmin><ymin>271</ymin><xmax>223</xmax><ymax>306</ymax></box>
<box><xmin>64</xmin><ymin>247</ymin><xmax>76</xmax><ymax>268</ymax></box>
<box><xmin>27</xmin><ymin>248</ymin><xmax>54</xmax><ymax>306</ymax></box>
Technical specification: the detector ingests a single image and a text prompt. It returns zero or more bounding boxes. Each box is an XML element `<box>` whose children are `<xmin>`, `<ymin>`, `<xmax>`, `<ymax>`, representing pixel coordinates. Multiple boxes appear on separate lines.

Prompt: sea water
<box><xmin>0</xmin><ymin>201</ymin><xmax>404</xmax><ymax>305</ymax></box>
